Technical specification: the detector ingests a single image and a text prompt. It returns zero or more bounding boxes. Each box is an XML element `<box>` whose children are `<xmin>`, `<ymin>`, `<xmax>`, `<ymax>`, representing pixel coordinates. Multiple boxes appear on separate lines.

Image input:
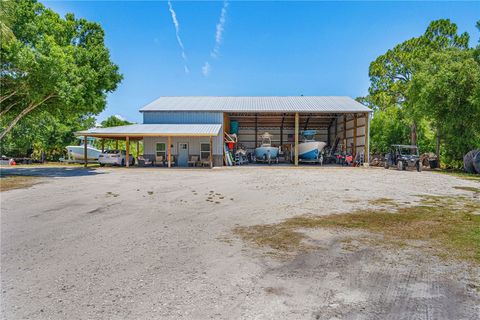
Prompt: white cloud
<box><xmin>113</xmin><ymin>114</ymin><xmax>125</xmax><ymax>121</ymax></box>
<box><xmin>211</xmin><ymin>1</ymin><xmax>229</xmax><ymax>58</ymax></box>
<box><xmin>167</xmin><ymin>1</ymin><xmax>189</xmax><ymax>74</ymax></box>
<box><xmin>202</xmin><ymin>62</ymin><xmax>211</xmax><ymax>76</ymax></box>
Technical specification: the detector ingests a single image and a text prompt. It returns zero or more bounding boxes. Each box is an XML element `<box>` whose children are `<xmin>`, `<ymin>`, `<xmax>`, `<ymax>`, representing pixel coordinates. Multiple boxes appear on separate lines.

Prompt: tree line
<box><xmin>0</xmin><ymin>0</ymin><xmax>122</xmax><ymax>159</ymax></box>
<box><xmin>362</xmin><ymin>19</ymin><xmax>480</xmax><ymax>168</ymax></box>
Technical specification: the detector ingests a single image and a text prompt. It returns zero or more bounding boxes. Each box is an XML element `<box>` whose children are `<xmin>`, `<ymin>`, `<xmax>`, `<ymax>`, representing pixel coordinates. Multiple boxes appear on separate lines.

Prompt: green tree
<box><xmin>101</xmin><ymin>115</ymin><xmax>132</xmax><ymax>128</ymax></box>
<box><xmin>94</xmin><ymin>115</ymin><xmax>143</xmax><ymax>156</ymax></box>
<box><xmin>0</xmin><ymin>112</ymin><xmax>95</xmax><ymax>160</ymax></box>
<box><xmin>0</xmin><ymin>0</ymin><xmax>122</xmax><ymax>140</ymax></box>
<box><xmin>369</xmin><ymin>107</ymin><xmax>409</xmax><ymax>154</ymax></box>
<box><xmin>409</xmin><ymin>49</ymin><xmax>480</xmax><ymax>167</ymax></box>
<box><xmin>368</xmin><ymin>19</ymin><xmax>469</xmax><ymax>145</ymax></box>
<box><xmin>0</xmin><ymin>0</ymin><xmax>15</xmax><ymax>46</ymax></box>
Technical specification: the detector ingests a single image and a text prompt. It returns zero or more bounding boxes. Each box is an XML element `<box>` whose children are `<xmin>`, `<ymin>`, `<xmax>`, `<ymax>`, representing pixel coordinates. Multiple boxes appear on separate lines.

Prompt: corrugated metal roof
<box><xmin>75</xmin><ymin>124</ymin><xmax>221</xmax><ymax>137</ymax></box>
<box><xmin>140</xmin><ymin>96</ymin><xmax>371</xmax><ymax>113</ymax></box>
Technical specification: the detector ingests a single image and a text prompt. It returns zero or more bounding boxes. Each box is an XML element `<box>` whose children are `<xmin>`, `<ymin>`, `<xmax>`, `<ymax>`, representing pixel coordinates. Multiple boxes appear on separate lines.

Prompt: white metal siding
<box><xmin>142</xmin><ymin>111</ymin><xmax>224</xmax><ymax>156</ymax></box>
<box><xmin>144</xmin><ymin>136</ymin><xmax>223</xmax><ymax>156</ymax></box>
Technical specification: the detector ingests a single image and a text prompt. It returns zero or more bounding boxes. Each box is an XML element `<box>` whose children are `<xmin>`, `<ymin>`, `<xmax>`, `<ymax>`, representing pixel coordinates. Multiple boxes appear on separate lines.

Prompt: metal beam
<box><xmin>334</xmin><ymin>117</ymin><xmax>338</xmax><ymax>144</ymax></box>
<box><xmin>280</xmin><ymin>113</ymin><xmax>285</xmax><ymax>145</ymax></box>
<box><xmin>294</xmin><ymin>112</ymin><xmax>299</xmax><ymax>166</ymax></box>
<box><xmin>327</xmin><ymin>118</ymin><xmax>335</xmax><ymax>147</ymax></box>
<box><xmin>327</xmin><ymin>124</ymin><xmax>331</xmax><ymax>148</ymax></box>
<box><xmin>255</xmin><ymin>114</ymin><xmax>258</xmax><ymax>148</ymax></box>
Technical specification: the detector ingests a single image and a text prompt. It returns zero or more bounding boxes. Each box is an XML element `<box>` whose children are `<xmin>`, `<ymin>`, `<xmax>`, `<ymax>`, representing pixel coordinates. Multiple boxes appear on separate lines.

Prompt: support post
<box><xmin>335</xmin><ymin>117</ymin><xmax>338</xmax><ymax>141</ymax></box>
<box><xmin>280</xmin><ymin>113</ymin><xmax>285</xmax><ymax>146</ymax></box>
<box><xmin>327</xmin><ymin>124</ymin><xmax>331</xmax><ymax>148</ymax></box>
<box><xmin>125</xmin><ymin>136</ymin><xmax>130</xmax><ymax>167</ymax></box>
<box><xmin>209</xmin><ymin>136</ymin><xmax>213</xmax><ymax>168</ymax></box>
<box><xmin>343</xmin><ymin>115</ymin><xmax>347</xmax><ymax>153</ymax></box>
<box><xmin>115</xmin><ymin>140</ymin><xmax>119</xmax><ymax>150</ymax></box>
<box><xmin>327</xmin><ymin>118</ymin><xmax>335</xmax><ymax>147</ymax></box>
<box><xmin>353</xmin><ymin>114</ymin><xmax>357</xmax><ymax>158</ymax></box>
<box><xmin>83</xmin><ymin>135</ymin><xmax>88</xmax><ymax>168</ymax></box>
<box><xmin>255</xmin><ymin>114</ymin><xmax>258</xmax><ymax>148</ymax></box>
<box><xmin>294</xmin><ymin>112</ymin><xmax>299</xmax><ymax>166</ymax></box>
<box><xmin>167</xmin><ymin>136</ymin><xmax>172</xmax><ymax>168</ymax></box>
<box><xmin>101</xmin><ymin>139</ymin><xmax>105</xmax><ymax>153</ymax></box>
<box><xmin>364</xmin><ymin>112</ymin><xmax>369</xmax><ymax>166</ymax></box>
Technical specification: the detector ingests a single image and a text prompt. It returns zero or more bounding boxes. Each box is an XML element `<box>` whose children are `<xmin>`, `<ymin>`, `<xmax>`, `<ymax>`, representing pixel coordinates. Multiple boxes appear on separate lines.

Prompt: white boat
<box><xmin>298</xmin><ymin>130</ymin><xmax>327</xmax><ymax>163</ymax></box>
<box><xmin>255</xmin><ymin>132</ymin><xmax>279</xmax><ymax>164</ymax></box>
<box><xmin>65</xmin><ymin>137</ymin><xmax>102</xmax><ymax>161</ymax></box>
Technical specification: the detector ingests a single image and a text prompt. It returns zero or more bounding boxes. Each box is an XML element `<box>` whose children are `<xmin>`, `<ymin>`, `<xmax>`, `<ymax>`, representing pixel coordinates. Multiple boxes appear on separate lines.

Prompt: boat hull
<box><xmin>255</xmin><ymin>146</ymin><xmax>279</xmax><ymax>160</ymax></box>
<box><xmin>66</xmin><ymin>145</ymin><xmax>102</xmax><ymax>160</ymax></box>
<box><xmin>298</xmin><ymin>141</ymin><xmax>326</xmax><ymax>160</ymax></box>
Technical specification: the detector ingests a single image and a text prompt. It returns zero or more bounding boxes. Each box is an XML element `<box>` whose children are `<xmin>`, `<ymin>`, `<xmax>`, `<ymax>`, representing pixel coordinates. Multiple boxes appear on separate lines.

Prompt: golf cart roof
<box><xmin>392</xmin><ymin>145</ymin><xmax>418</xmax><ymax>149</ymax></box>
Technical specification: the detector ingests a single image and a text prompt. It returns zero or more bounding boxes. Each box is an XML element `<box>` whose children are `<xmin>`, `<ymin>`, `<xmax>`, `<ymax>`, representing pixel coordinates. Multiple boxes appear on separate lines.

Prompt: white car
<box><xmin>98</xmin><ymin>150</ymin><xmax>135</xmax><ymax>166</ymax></box>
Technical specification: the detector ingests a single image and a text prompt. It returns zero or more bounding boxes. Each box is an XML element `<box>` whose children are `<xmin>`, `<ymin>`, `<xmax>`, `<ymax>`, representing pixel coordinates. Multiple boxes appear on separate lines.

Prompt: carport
<box><xmin>75</xmin><ymin>124</ymin><xmax>222</xmax><ymax>168</ymax></box>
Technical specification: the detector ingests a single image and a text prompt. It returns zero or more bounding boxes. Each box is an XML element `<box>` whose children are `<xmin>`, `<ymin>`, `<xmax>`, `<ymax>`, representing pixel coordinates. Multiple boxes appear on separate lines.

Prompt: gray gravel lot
<box><xmin>1</xmin><ymin>166</ymin><xmax>479</xmax><ymax>319</ymax></box>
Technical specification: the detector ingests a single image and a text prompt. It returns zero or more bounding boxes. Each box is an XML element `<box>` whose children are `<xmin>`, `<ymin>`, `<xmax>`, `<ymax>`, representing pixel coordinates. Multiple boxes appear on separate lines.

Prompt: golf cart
<box><xmin>384</xmin><ymin>145</ymin><xmax>422</xmax><ymax>172</ymax></box>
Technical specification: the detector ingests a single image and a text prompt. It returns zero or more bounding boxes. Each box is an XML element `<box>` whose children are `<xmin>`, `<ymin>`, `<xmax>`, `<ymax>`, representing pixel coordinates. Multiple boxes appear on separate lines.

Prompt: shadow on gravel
<box><xmin>0</xmin><ymin>167</ymin><xmax>105</xmax><ymax>178</ymax></box>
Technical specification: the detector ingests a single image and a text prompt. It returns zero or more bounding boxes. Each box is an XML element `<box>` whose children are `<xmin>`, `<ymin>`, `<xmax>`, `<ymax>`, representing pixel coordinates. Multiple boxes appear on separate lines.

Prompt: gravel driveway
<box><xmin>1</xmin><ymin>166</ymin><xmax>479</xmax><ymax>319</ymax></box>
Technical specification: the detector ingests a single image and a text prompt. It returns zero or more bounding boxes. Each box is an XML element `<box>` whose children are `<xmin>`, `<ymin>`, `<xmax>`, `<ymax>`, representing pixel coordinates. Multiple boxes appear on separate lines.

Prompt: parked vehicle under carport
<box><xmin>98</xmin><ymin>150</ymin><xmax>135</xmax><ymax>167</ymax></box>
<box><xmin>384</xmin><ymin>145</ymin><xmax>422</xmax><ymax>172</ymax></box>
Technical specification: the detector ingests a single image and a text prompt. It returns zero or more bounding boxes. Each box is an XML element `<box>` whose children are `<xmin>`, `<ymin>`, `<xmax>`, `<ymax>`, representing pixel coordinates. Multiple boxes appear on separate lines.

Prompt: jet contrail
<box><xmin>211</xmin><ymin>0</ymin><xmax>229</xmax><ymax>58</ymax></box>
<box><xmin>167</xmin><ymin>0</ymin><xmax>189</xmax><ymax>73</ymax></box>
<box><xmin>203</xmin><ymin>0</ymin><xmax>229</xmax><ymax>76</ymax></box>
<box><xmin>202</xmin><ymin>62</ymin><xmax>211</xmax><ymax>76</ymax></box>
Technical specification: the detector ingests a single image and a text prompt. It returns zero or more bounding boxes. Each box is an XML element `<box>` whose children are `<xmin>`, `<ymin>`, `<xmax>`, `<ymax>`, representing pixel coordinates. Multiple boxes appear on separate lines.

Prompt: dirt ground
<box><xmin>1</xmin><ymin>166</ymin><xmax>479</xmax><ymax>320</ymax></box>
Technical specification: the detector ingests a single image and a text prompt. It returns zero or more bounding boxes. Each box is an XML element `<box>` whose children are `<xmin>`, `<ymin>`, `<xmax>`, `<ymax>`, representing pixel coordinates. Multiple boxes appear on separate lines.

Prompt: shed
<box><xmin>75</xmin><ymin>96</ymin><xmax>372</xmax><ymax>167</ymax></box>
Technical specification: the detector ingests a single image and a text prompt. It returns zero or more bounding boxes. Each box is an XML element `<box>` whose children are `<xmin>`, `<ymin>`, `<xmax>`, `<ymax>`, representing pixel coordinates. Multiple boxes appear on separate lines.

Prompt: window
<box><xmin>156</xmin><ymin>143</ymin><xmax>166</xmax><ymax>158</ymax></box>
<box><xmin>200</xmin><ymin>143</ymin><xmax>210</xmax><ymax>160</ymax></box>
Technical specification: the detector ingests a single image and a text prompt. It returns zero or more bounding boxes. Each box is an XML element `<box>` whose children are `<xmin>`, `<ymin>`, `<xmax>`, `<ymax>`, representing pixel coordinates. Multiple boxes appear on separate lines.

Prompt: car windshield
<box><xmin>399</xmin><ymin>147</ymin><xmax>418</xmax><ymax>156</ymax></box>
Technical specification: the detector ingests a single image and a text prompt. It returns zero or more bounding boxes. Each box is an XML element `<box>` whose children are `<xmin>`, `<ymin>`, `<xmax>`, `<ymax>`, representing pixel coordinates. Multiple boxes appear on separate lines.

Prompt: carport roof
<box><xmin>140</xmin><ymin>96</ymin><xmax>372</xmax><ymax>113</ymax></box>
<box><xmin>75</xmin><ymin>124</ymin><xmax>222</xmax><ymax>138</ymax></box>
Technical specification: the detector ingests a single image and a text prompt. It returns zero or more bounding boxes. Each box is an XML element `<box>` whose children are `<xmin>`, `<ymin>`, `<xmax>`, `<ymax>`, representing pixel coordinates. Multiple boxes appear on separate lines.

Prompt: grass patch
<box><xmin>234</xmin><ymin>196</ymin><xmax>480</xmax><ymax>263</ymax></box>
<box><xmin>0</xmin><ymin>175</ymin><xmax>41</xmax><ymax>192</ymax></box>
<box><xmin>453</xmin><ymin>186</ymin><xmax>480</xmax><ymax>194</ymax></box>
<box><xmin>435</xmin><ymin>170</ymin><xmax>480</xmax><ymax>182</ymax></box>
<box><xmin>369</xmin><ymin>198</ymin><xmax>398</xmax><ymax>207</ymax></box>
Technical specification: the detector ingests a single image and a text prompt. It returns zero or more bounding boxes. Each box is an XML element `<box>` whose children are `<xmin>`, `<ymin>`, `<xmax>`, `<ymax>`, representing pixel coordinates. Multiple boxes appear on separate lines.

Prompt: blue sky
<box><xmin>44</xmin><ymin>1</ymin><xmax>480</xmax><ymax>123</ymax></box>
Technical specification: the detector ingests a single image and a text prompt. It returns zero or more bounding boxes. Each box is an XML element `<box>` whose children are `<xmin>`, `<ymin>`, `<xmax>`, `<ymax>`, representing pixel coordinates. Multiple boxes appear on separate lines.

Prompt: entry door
<box><xmin>178</xmin><ymin>143</ymin><xmax>189</xmax><ymax>167</ymax></box>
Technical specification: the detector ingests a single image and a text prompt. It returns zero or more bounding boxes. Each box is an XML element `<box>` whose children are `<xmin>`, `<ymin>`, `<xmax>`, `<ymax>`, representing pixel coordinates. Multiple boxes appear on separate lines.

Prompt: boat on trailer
<box><xmin>298</xmin><ymin>130</ymin><xmax>327</xmax><ymax>163</ymax></box>
<box><xmin>65</xmin><ymin>137</ymin><xmax>102</xmax><ymax>162</ymax></box>
<box><xmin>254</xmin><ymin>132</ymin><xmax>279</xmax><ymax>164</ymax></box>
